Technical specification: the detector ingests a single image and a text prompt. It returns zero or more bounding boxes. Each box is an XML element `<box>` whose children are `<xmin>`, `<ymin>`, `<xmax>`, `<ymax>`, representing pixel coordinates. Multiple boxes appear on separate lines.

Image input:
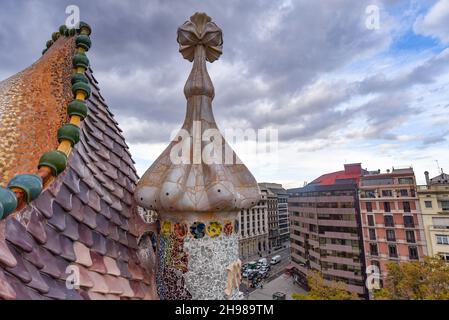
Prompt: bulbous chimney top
<box><xmin>135</xmin><ymin>12</ymin><xmax>260</xmax><ymax>215</ymax></box>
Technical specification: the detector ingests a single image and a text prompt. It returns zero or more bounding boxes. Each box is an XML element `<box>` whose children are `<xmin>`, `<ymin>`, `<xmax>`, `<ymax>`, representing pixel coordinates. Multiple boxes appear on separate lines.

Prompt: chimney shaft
<box><xmin>424</xmin><ymin>171</ymin><xmax>430</xmax><ymax>186</ymax></box>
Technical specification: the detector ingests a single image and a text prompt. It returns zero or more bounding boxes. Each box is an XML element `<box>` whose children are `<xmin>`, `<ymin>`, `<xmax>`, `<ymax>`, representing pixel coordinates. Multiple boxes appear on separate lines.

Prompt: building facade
<box><xmin>359</xmin><ymin>168</ymin><xmax>427</xmax><ymax>289</ymax></box>
<box><xmin>238</xmin><ymin>184</ymin><xmax>269</xmax><ymax>260</ymax></box>
<box><xmin>266</xmin><ymin>188</ymin><xmax>279</xmax><ymax>250</ymax></box>
<box><xmin>260</xmin><ymin>183</ymin><xmax>290</xmax><ymax>248</ymax></box>
<box><xmin>417</xmin><ymin>171</ymin><xmax>449</xmax><ymax>261</ymax></box>
<box><xmin>288</xmin><ymin>164</ymin><xmax>367</xmax><ymax>296</ymax></box>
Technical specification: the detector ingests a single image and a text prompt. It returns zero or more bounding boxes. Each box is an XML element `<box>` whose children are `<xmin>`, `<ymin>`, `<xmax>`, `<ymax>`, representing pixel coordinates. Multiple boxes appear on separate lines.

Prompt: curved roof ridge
<box><xmin>0</xmin><ymin>22</ymin><xmax>157</xmax><ymax>300</ymax></box>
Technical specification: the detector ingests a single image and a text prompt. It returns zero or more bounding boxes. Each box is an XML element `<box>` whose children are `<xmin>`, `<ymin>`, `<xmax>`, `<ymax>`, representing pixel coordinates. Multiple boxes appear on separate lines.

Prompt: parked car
<box><xmin>271</xmin><ymin>255</ymin><xmax>282</xmax><ymax>265</ymax></box>
<box><xmin>248</xmin><ymin>271</ymin><xmax>260</xmax><ymax>280</ymax></box>
<box><xmin>258</xmin><ymin>270</ymin><xmax>269</xmax><ymax>278</ymax></box>
<box><xmin>258</xmin><ymin>258</ymin><xmax>268</xmax><ymax>265</ymax></box>
<box><xmin>273</xmin><ymin>292</ymin><xmax>286</xmax><ymax>300</ymax></box>
<box><xmin>260</xmin><ymin>265</ymin><xmax>270</xmax><ymax>273</ymax></box>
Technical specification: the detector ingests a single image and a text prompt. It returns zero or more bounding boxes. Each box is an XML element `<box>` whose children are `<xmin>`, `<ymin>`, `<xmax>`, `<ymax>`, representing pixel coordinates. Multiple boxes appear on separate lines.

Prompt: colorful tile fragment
<box><xmin>224</xmin><ymin>221</ymin><xmax>233</xmax><ymax>236</ymax></box>
<box><xmin>190</xmin><ymin>222</ymin><xmax>206</xmax><ymax>239</ymax></box>
<box><xmin>206</xmin><ymin>221</ymin><xmax>222</xmax><ymax>238</ymax></box>
<box><xmin>161</xmin><ymin>221</ymin><xmax>172</xmax><ymax>236</ymax></box>
<box><xmin>174</xmin><ymin>222</ymin><xmax>187</xmax><ymax>239</ymax></box>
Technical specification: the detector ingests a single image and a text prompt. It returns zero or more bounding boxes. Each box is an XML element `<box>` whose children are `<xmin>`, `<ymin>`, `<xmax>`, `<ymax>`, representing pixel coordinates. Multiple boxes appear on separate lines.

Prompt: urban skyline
<box><xmin>1</xmin><ymin>0</ymin><xmax>449</xmax><ymax>188</ymax></box>
<box><xmin>0</xmin><ymin>0</ymin><xmax>448</xmax><ymax>304</ymax></box>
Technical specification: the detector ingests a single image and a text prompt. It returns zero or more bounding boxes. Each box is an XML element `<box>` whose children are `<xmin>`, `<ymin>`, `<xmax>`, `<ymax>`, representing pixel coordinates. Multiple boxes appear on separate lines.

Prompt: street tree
<box><xmin>374</xmin><ymin>256</ymin><xmax>449</xmax><ymax>300</ymax></box>
<box><xmin>292</xmin><ymin>271</ymin><xmax>359</xmax><ymax>300</ymax></box>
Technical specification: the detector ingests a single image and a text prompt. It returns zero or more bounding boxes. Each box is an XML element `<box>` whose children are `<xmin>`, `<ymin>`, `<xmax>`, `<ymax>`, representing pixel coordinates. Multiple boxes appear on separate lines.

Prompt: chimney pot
<box><xmin>424</xmin><ymin>171</ymin><xmax>430</xmax><ymax>186</ymax></box>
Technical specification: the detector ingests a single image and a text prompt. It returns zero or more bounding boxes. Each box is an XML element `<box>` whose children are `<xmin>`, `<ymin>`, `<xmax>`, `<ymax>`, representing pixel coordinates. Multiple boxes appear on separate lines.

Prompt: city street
<box><xmin>240</xmin><ymin>246</ymin><xmax>292</xmax><ymax>295</ymax></box>
<box><xmin>248</xmin><ymin>273</ymin><xmax>307</xmax><ymax>300</ymax></box>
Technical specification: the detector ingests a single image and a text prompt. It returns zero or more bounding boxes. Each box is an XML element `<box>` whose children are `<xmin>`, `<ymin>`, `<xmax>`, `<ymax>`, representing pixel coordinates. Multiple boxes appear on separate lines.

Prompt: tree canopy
<box><xmin>292</xmin><ymin>271</ymin><xmax>360</xmax><ymax>300</ymax></box>
<box><xmin>374</xmin><ymin>256</ymin><xmax>449</xmax><ymax>300</ymax></box>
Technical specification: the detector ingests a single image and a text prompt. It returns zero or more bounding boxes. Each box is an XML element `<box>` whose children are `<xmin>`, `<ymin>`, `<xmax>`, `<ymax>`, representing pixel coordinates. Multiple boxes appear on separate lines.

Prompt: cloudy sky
<box><xmin>1</xmin><ymin>0</ymin><xmax>449</xmax><ymax>188</ymax></box>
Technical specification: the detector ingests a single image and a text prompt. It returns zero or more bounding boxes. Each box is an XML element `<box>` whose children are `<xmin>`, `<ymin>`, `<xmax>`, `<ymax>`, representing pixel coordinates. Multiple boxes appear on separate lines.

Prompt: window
<box><xmin>363</xmin><ymin>178</ymin><xmax>393</xmax><ymax>186</ymax></box>
<box><xmin>386</xmin><ymin>229</ymin><xmax>396</xmax><ymax>242</ymax></box>
<box><xmin>404</xmin><ymin>216</ymin><xmax>414</xmax><ymax>228</ymax></box>
<box><xmin>425</xmin><ymin>201</ymin><xmax>432</xmax><ymax>208</ymax></box>
<box><xmin>367</xmin><ymin>215</ymin><xmax>375</xmax><ymax>227</ymax></box>
<box><xmin>433</xmin><ymin>217</ymin><xmax>449</xmax><ymax>229</ymax></box>
<box><xmin>403</xmin><ymin>201</ymin><xmax>411</xmax><ymax>213</ymax></box>
<box><xmin>409</xmin><ymin>246</ymin><xmax>419</xmax><ymax>260</ymax></box>
<box><xmin>382</xmin><ymin>190</ymin><xmax>392</xmax><ymax>197</ymax></box>
<box><xmin>383</xmin><ymin>202</ymin><xmax>391</xmax><ymax>212</ymax></box>
<box><xmin>384</xmin><ymin>215</ymin><xmax>394</xmax><ymax>227</ymax></box>
<box><xmin>370</xmin><ymin>243</ymin><xmax>378</xmax><ymax>256</ymax></box>
<box><xmin>398</xmin><ymin>177</ymin><xmax>414</xmax><ymax>184</ymax></box>
<box><xmin>441</xmin><ymin>201</ymin><xmax>449</xmax><ymax>211</ymax></box>
<box><xmin>436</xmin><ymin>234</ymin><xmax>449</xmax><ymax>245</ymax></box>
<box><xmin>364</xmin><ymin>190</ymin><xmax>376</xmax><ymax>198</ymax></box>
<box><xmin>388</xmin><ymin>245</ymin><xmax>398</xmax><ymax>258</ymax></box>
<box><xmin>441</xmin><ymin>253</ymin><xmax>449</xmax><ymax>261</ymax></box>
<box><xmin>406</xmin><ymin>230</ymin><xmax>416</xmax><ymax>243</ymax></box>
<box><xmin>369</xmin><ymin>229</ymin><xmax>376</xmax><ymax>240</ymax></box>
<box><xmin>366</xmin><ymin>202</ymin><xmax>373</xmax><ymax>212</ymax></box>
<box><xmin>399</xmin><ymin>189</ymin><xmax>408</xmax><ymax>197</ymax></box>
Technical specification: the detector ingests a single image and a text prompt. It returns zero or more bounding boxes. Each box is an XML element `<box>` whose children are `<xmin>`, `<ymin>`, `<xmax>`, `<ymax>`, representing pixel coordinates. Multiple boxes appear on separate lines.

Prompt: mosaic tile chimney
<box><xmin>135</xmin><ymin>12</ymin><xmax>260</xmax><ymax>300</ymax></box>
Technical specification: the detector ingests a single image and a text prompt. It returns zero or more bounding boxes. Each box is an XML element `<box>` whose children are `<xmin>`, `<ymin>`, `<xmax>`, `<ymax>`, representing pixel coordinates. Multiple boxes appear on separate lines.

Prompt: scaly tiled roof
<box><xmin>0</xmin><ymin>23</ymin><xmax>157</xmax><ymax>300</ymax></box>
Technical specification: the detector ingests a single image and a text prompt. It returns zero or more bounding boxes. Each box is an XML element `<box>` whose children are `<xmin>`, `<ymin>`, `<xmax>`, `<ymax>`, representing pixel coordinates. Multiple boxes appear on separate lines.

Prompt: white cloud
<box><xmin>414</xmin><ymin>0</ymin><xmax>449</xmax><ymax>44</ymax></box>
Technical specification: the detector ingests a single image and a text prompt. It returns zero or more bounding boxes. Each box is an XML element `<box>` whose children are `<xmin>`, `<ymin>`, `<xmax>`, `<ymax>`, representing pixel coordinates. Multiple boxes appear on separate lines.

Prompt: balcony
<box><xmin>429</xmin><ymin>225</ymin><xmax>449</xmax><ymax>231</ymax></box>
<box><xmin>309</xmin><ymin>239</ymin><xmax>319</xmax><ymax>248</ymax></box>
<box><xmin>322</xmin><ymin>244</ymin><xmax>357</xmax><ymax>253</ymax></box>
<box><xmin>291</xmin><ymin>242</ymin><xmax>306</xmax><ymax>253</ymax></box>
<box><xmin>321</xmin><ymin>255</ymin><xmax>361</xmax><ymax>266</ymax></box>
<box><xmin>316</xmin><ymin>207</ymin><xmax>356</xmax><ymax>215</ymax></box>
<box><xmin>318</xmin><ymin>219</ymin><xmax>357</xmax><ymax>228</ymax></box>
<box><xmin>322</xmin><ymin>268</ymin><xmax>364</xmax><ymax>281</ymax></box>
<box><xmin>309</xmin><ymin>249</ymin><xmax>321</xmax><ymax>259</ymax></box>
<box><xmin>310</xmin><ymin>260</ymin><xmax>321</xmax><ymax>270</ymax></box>
<box><xmin>290</xmin><ymin>233</ymin><xmax>304</xmax><ymax>242</ymax></box>
<box><xmin>323</xmin><ymin>231</ymin><xmax>359</xmax><ymax>241</ymax></box>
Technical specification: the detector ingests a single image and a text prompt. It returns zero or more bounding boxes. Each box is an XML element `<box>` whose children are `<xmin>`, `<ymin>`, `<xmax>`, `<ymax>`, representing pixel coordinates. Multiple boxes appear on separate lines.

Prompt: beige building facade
<box><xmin>238</xmin><ymin>184</ymin><xmax>270</xmax><ymax>260</ymax></box>
<box><xmin>417</xmin><ymin>171</ymin><xmax>449</xmax><ymax>261</ymax></box>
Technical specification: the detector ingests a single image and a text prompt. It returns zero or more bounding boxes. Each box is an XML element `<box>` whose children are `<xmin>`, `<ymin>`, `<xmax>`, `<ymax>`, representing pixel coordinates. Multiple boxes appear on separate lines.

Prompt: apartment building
<box><xmin>238</xmin><ymin>184</ymin><xmax>269</xmax><ymax>260</ymax></box>
<box><xmin>359</xmin><ymin>167</ymin><xmax>427</xmax><ymax>287</ymax></box>
<box><xmin>417</xmin><ymin>171</ymin><xmax>449</xmax><ymax>261</ymax></box>
<box><xmin>260</xmin><ymin>183</ymin><xmax>290</xmax><ymax>247</ymax></box>
<box><xmin>288</xmin><ymin>164</ymin><xmax>367</xmax><ymax>296</ymax></box>
<box><xmin>264</xmin><ymin>186</ymin><xmax>279</xmax><ymax>250</ymax></box>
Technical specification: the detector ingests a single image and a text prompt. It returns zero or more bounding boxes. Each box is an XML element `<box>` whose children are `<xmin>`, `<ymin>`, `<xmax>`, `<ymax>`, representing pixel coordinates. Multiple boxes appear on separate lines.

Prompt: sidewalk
<box><xmin>248</xmin><ymin>274</ymin><xmax>306</xmax><ymax>300</ymax></box>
